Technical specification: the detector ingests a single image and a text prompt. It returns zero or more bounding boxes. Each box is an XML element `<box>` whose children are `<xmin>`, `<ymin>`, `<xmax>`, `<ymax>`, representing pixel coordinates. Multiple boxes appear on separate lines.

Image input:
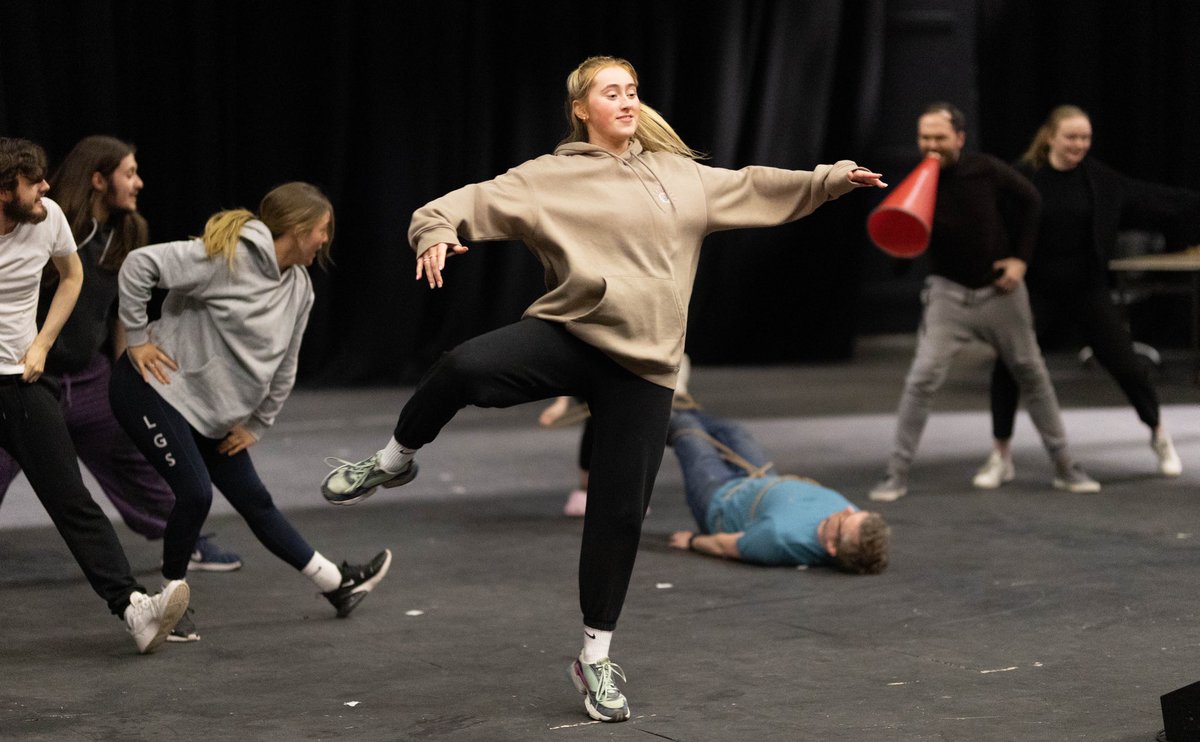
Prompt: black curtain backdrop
<box><xmin>977</xmin><ymin>0</ymin><xmax>1200</xmax><ymax>194</ymax></box>
<box><xmin>0</xmin><ymin>0</ymin><xmax>884</xmax><ymax>385</ymax></box>
<box><xmin>4</xmin><ymin>1</ymin><xmax>1198</xmax><ymax>385</ymax></box>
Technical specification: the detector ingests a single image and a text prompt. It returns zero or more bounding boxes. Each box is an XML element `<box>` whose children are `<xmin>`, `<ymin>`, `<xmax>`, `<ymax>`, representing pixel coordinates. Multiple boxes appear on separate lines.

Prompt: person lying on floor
<box><xmin>666</xmin><ymin>410</ymin><xmax>890</xmax><ymax>574</ymax></box>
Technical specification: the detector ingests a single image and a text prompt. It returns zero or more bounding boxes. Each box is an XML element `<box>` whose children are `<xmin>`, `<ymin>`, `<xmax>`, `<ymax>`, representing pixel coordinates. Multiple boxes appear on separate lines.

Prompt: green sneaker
<box><xmin>321</xmin><ymin>453</ymin><xmax>419</xmax><ymax>506</ymax></box>
<box><xmin>569</xmin><ymin>653</ymin><xmax>630</xmax><ymax>722</ymax></box>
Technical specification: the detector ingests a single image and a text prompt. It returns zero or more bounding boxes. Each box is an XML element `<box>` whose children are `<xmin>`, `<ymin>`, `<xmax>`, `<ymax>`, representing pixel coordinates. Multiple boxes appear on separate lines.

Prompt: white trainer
<box><xmin>1052</xmin><ymin>462</ymin><xmax>1101</xmax><ymax>494</ymax></box>
<box><xmin>1152</xmin><ymin>432</ymin><xmax>1183</xmax><ymax>477</ymax></box>
<box><xmin>125</xmin><ymin>580</ymin><xmax>190</xmax><ymax>654</ymax></box>
<box><xmin>972</xmin><ymin>452</ymin><xmax>1015</xmax><ymax>489</ymax></box>
<box><xmin>869</xmin><ymin>474</ymin><xmax>908</xmax><ymax>502</ymax></box>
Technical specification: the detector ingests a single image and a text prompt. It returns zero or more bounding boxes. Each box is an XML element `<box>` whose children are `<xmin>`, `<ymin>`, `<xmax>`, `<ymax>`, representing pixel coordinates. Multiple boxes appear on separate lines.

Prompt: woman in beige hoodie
<box><xmin>322</xmin><ymin>55</ymin><xmax>885</xmax><ymax>723</ymax></box>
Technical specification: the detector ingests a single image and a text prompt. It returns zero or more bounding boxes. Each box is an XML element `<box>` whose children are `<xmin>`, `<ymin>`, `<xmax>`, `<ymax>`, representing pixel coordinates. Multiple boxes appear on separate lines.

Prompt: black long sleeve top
<box><xmin>928</xmin><ymin>153</ymin><xmax>1041</xmax><ymax>289</ymax></box>
<box><xmin>1016</xmin><ymin>156</ymin><xmax>1200</xmax><ymax>287</ymax></box>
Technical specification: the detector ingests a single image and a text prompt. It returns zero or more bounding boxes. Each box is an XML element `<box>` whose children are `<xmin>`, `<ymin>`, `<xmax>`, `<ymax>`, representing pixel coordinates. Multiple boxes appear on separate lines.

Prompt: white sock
<box><xmin>302</xmin><ymin>551</ymin><xmax>342</xmax><ymax>593</ymax></box>
<box><xmin>581</xmin><ymin>626</ymin><xmax>613</xmax><ymax>663</ymax></box>
<box><xmin>378</xmin><ymin>438</ymin><xmax>416</xmax><ymax>473</ymax></box>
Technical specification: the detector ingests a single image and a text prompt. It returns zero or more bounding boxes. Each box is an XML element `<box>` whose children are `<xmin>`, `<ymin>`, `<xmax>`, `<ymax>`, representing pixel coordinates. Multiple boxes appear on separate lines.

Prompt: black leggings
<box><xmin>394</xmin><ymin>318</ymin><xmax>674</xmax><ymax>631</ymax></box>
<box><xmin>109</xmin><ymin>355</ymin><xmax>316</xmax><ymax>579</ymax></box>
<box><xmin>0</xmin><ymin>376</ymin><xmax>141</xmax><ymax>616</ymax></box>
<box><xmin>990</xmin><ymin>282</ymin><xmax>1160</xmax><ymax>439</ymax></box>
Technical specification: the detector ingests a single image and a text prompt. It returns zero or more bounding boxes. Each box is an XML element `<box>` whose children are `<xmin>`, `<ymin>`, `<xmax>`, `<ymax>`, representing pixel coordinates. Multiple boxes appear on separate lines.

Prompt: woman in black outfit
<box><xmin>974</xmin><ymin>105</ymin><xmax>1200</xmax><ymax>489</ymax></box>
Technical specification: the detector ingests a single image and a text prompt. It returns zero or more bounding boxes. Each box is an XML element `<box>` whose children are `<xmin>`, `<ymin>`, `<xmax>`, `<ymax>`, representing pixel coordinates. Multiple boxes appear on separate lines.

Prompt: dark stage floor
<box><xmin>2</xmin><ymin>336</ymin><xmax>1198</xmax><ymax>741</ymax></box>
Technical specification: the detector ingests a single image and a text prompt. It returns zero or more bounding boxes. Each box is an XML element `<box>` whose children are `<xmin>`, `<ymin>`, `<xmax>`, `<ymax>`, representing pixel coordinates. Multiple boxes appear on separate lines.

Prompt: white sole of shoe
<box><xmin>353</xmin><ymin>549</ymin><xmax>393</xmax><ymax>595</ymax></box>
<box><xmin>972</xmin><ymin>473</ymin><xmax>1014</xmax><ymax>490</ymax></box>
<box><xmin>142</xmin><ymin>582</ymin><xmax>190</xmax><ymax>655</ymax></box>
<box><xmin>188</xmin><ymin>560</ymin><xmax>243</xmax><ymax>572</ymax></box>
<box><xmin>869</xmin><ymin>489</ymin><xmax>906</xmax><ymax>502</ymax></box>
<box><xmin>1052</xmin><ymin>478</ymin><xmax>1101</xmax><ymax>494</ymax></box>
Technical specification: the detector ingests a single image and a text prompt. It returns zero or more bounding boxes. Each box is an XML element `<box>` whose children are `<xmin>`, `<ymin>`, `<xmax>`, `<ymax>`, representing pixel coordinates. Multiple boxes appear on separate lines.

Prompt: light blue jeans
<box><xmin>667</xmin><ymin>410</ymin><xmax>772</xmax><ymax>531</ymax></box>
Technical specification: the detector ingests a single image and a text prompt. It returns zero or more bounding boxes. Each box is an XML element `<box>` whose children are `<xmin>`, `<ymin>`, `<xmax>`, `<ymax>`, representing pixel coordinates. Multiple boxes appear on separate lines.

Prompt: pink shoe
<box><xmin>563</xmin><ymin>489</ymin><xmax>587</xmax><ymax>517</ymax></box>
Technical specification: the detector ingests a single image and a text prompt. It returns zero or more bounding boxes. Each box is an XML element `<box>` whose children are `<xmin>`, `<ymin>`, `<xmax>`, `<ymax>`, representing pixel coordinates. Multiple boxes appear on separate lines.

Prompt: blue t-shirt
<box><xmin>706</xmin><ymin>476</ymin><xmax>856</xmax><ymax>566</ymax></box>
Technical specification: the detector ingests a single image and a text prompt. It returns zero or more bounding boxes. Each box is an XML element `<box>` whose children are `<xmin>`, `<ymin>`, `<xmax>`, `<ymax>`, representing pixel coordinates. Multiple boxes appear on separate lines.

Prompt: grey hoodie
<box><xmin>117</xmin><ymin>220</ymin><xmax>314</xmax><ymax>440</ymax></box>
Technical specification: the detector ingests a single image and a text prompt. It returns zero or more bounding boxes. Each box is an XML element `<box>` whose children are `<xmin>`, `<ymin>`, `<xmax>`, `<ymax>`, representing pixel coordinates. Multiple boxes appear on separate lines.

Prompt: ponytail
<box><xmin>201</xmin><ymin>209</ymin><xmax>255</xmax><ymax>269</ymax></box>
<box><xmin>636</xmin><ymin>103</ymin><xmax>704</xmax><ymax>160</ymax></box>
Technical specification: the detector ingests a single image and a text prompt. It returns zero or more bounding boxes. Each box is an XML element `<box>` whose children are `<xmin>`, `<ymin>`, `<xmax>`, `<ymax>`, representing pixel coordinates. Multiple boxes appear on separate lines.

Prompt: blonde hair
<box><xmin>201</xmin><ymin>182</ymin><xmax>334</xmax><ymax>270</ymax></box>
<box><xmin>1020</xmin><ymin>104</ymin><xmax>1090</xmax><ymax>171</ymax></box>
<box><xmin>561</xmin><ymin>55</ymin><xmax>704</xmax><ymax>160</ymax></box>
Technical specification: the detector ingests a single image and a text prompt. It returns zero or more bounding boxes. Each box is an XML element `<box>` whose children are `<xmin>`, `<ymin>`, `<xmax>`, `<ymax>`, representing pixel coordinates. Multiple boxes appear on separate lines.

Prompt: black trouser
<box><xmin>0</xmin><ymin>376</ymin><xmax>141</xmax><ymax>616</ymax></box>
<box><xmin>109</xmin><ymin>355</ymin><xmax>316</xmax><ymax>579</ymax></box>
<box><xmin>394</xmin><ymin>318</ymin><xmax>674</xmax><ymax>632</ymax></box>
<box><xmin>990</xmin><ymin>281</ymin><xmax>1160</xmax><ymax>439</ymax></box>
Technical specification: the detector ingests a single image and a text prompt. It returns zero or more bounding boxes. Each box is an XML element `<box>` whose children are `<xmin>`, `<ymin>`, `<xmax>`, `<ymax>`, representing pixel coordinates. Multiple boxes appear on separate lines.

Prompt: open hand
<box><xmin>416</xmin><ymin>242</ymin><xmax>470</xmax><ymax>288</ymax></box>
<box><xmin>128</xmin><ymin>342</ymin><xmax>179</xmax><ymax>385</ymax></box>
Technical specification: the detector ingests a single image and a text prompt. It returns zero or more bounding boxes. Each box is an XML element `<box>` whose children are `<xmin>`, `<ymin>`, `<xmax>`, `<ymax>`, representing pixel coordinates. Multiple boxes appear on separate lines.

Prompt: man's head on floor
<box><xmin>819</xmin><ymin>507</ymin><xmax>891</xmax><ymax>575</ymax></box>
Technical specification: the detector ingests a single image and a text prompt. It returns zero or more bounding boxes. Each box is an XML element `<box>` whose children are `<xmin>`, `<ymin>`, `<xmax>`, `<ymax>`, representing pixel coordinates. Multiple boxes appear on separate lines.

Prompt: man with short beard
<box><xmin>0</xmin><ymin>137</ymin><xmax>188</xmax><ymax>654</ymax></box>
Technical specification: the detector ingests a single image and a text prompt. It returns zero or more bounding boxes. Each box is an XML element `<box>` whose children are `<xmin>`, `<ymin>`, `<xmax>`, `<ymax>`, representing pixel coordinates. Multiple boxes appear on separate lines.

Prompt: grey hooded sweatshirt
<box><xmin>117</xmin><ymin>220</ymin><xmax>314</xmax><ymax>440</ymax></box>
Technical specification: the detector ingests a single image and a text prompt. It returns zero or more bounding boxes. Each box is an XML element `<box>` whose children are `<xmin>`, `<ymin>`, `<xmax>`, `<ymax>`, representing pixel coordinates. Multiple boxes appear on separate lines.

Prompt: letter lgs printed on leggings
<box><xmin>142</xmin><ymin>416</ymin><xmax>178</xmax><ymax>468</ymax></box>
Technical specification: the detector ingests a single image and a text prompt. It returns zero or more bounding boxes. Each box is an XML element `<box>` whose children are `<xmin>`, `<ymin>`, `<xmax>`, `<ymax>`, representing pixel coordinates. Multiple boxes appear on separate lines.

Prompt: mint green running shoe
<box><xmin>569</xmin><ymin>653</ymin><xmax>630</xmax><ymax>722</ymax></box>
<box><xmin>321</xmin><ymin>453</ymin><xmax>419</xmax><ymax>506</ymax></box>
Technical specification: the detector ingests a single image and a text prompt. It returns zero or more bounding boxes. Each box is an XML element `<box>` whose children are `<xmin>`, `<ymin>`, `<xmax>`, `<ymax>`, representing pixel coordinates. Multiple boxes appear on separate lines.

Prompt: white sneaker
<box><xmin>563</xmin><ymin>489</ymin><xmax>587</xmax><ymax>517</ymax></box>
<box><xmin>1152</xmin><ymin>432</ymin><xmax>1183</xmax><ymax>477</ymax></box>
<box><xmin>972</xmin><ymin>452</ymin><xmax>1015</xmax><ymax>489</ymax></box>
<box><xmin>125</xmin><ymin>580</ymin><xmax>190</xmax><ymax>654</ymax></box>
<box><xmin>675</xmin><ymin>353</ymin><xmax>691</xmax><ymax>397</ymax></box>
<box><xmin>869</xmin><ymin>474</ymin><xmax>907</xmax><ymax>502</ymax></box>
<box><xmin>1052</xmin><ymin>462</ymin><xmax>1101</xmax><ymax>494</ymax></box>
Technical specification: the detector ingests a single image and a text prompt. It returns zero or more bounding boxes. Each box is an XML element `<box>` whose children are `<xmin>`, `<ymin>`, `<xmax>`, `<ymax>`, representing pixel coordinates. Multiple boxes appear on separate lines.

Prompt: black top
<box><xmin>1017</xmin><ymin>156</ymin><xmax>1200</xmax><ymax>288</ymax></box>
<box><xmin>928</xmin><ymin>153</ymin><xmax>1041</xmax><ymax>289</ymax></box>
<box><xmin>40</xmin><ymin>223</ymin><xmax>120</xmax><ymax>375</ymax></box>
<box><xmin>1028</xmin><ymin>165</ymin><xmax>1095</xmax><ymax>288</ymax></box>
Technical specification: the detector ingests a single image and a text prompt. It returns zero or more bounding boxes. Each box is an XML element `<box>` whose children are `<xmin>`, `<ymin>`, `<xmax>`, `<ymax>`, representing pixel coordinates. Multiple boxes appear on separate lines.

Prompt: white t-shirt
<box><xmin>0</xmin><ymin>197</ymin><xmax>77</xmax><ymax>374</ymax></box>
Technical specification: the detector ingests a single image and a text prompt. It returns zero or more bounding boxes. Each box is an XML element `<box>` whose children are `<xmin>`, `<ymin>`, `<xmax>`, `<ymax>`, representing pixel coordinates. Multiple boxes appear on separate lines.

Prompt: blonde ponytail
<box><xmin>201</xmin><ymin>209</ymin><xmax>255</xmax><ymax>269</ymax></box>
<box><xmin>197</xmin><ymin>184</ymin><xmax>334</xmax><ymax>272</ymax></box>
<box><xmin>636</xmin><ymin>103</ymin><xmax>704</xmax><ymax>159</ymax></box>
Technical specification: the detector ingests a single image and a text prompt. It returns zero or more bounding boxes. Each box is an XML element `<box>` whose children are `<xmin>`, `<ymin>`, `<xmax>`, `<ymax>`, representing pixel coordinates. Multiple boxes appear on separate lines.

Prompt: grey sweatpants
<box><xmin>887</xmin><ymin>276</ymin><xmax>1069</xmax><ymax>477</ymax></box>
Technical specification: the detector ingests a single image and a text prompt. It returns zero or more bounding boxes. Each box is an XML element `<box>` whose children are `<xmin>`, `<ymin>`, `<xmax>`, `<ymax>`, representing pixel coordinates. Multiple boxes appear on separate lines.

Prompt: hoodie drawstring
<box><xmin>629</xmin><ymin>150</ymin><xmax>675</xmax><ymax>212</ymax></box>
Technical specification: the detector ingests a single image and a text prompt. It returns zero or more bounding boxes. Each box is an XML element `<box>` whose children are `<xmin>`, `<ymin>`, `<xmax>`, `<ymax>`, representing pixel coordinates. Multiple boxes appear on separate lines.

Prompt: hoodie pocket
<box><xmin>568</xmin><ymin>275</ymin><xmax>685</xmax><ymax>374</ymax></box>
<box><xmin>177</xmin><ymin>355</ymin><xmax>262</xmax><ymax>433</ymax></box>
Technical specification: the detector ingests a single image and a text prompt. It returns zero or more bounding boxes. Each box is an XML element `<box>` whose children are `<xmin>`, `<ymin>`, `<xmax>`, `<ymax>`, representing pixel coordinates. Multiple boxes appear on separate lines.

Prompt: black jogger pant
<box><xmin>393</xmin><ymin>318</ymin><xmax>674</xmax><ymax>631</ymax></box>
<box><xmin>0</xmin><ymin>376</ymin><xmax>141</xmax><ymax>617</ymax></box>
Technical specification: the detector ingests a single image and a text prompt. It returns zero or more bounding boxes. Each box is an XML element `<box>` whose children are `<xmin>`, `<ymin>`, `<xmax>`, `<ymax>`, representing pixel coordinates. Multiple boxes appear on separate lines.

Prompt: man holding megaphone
<box><xmin>869</xmin><ymin>103</ymin><xmax>1098</xmax><ymax>502</ymax></box>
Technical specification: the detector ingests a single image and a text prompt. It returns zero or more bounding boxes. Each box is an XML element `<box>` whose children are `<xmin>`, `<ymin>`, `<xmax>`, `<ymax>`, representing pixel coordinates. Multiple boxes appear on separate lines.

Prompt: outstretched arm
<box><xmin>848</xmin><ymin>167</ymin><xmax>888</xmax><ymax>188</ymax></box>
<box><xmin>669</xmin><ymin>530</ymin><xmax>743</xmax><ymax>560</ymax></box>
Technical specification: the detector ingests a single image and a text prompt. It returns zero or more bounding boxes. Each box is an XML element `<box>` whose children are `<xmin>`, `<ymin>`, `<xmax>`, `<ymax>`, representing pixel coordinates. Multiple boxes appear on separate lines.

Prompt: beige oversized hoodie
<box><xmin>409</xmin><ymin>140</ymin><xmax>859</xmax><ymax>388</ymax></box>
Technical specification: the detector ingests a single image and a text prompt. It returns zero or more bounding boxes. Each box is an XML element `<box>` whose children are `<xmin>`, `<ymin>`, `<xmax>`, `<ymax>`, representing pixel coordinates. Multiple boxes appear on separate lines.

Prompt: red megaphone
<box><xmin>866</xmin><ymin>155</ymin><xmax>940</xmax><ymax>258</ymax></box>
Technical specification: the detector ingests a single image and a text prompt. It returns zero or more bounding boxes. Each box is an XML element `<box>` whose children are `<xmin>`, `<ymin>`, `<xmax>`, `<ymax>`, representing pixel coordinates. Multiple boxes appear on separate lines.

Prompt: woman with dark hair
<box><xmin>321</xmin><ymin>55</ymin><xmax>885</xmax><ymax>723</ymax></box>
<box><xmin>0</xmin><ymin>136</ymin><xmax>242</xmax><ymax>598</ymax></box>
<box><xmin>975</xmin><ymin>106</ymin><xmax>1200</xmax><ymax>489</ymax></box>
<box><xmin>109</xmin><ymin>182</ymin><xmax>391</xmax><ymax>635</ymax></box>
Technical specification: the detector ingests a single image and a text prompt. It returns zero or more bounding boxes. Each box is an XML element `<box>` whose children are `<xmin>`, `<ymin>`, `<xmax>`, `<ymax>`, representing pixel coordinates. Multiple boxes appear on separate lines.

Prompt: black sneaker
<box><xmin>323</xmin><ymin>549</ymin><xmax>392</xmax><ymax>618</ymax></box>
<box><xmin>167</xmin><ymin>608</ymin><xmax>201</xmax><ymax>642</ymax></box>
